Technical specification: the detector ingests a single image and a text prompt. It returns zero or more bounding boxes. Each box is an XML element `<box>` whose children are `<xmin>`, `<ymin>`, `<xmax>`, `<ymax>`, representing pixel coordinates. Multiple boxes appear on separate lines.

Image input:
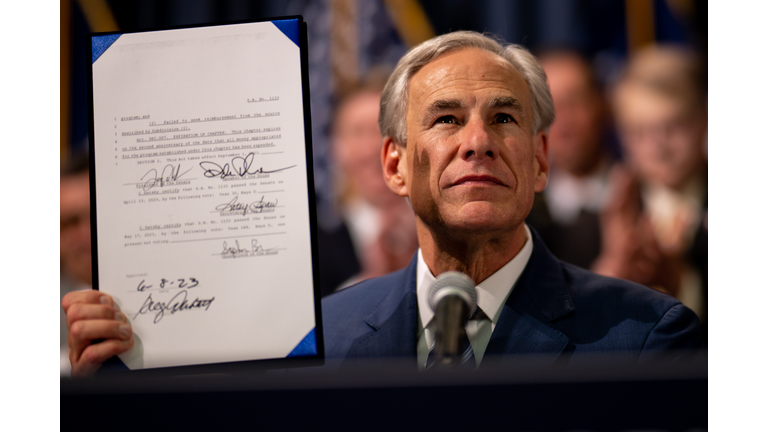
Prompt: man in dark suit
<box><xmin>322</xmin><ymin>31</ymin><xmax>699</xmax><ymax>368</ymax></box>
<box><xmin>63</xmin><ymin>31</ymin><xmax>699</xmax><ymax>376</ymax></box>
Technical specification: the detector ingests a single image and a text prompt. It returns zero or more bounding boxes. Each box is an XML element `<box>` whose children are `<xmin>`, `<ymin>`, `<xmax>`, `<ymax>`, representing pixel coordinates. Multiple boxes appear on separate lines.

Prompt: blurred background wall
<box><xmin>61</xmin><ymin>0</ymin><xmax>707</xmax><ymax>228</ymax></box>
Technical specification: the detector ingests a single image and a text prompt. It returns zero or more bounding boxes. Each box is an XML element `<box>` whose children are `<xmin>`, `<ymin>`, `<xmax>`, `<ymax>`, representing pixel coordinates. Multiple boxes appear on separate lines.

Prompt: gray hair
<box><xmin>379</xmin><ymin>31</ymin><xmax>555</xmax><ymax>145</ymax></box>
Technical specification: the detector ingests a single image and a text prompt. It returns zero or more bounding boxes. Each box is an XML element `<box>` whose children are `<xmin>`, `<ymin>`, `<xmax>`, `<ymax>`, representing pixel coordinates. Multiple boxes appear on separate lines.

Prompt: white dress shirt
<box><xmin>544</xmin><ymin>161</ymin><xmax>612</xmax><ymax>225</ymax></box>
<box><xmin>416</xmin><ymin>225</ymin><xmax>534</xmax><ymax>369</ymax></box>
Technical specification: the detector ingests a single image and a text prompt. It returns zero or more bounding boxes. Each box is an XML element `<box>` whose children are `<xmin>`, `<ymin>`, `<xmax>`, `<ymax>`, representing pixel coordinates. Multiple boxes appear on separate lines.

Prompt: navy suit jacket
<box><xmin>321</xmin><ymin>229</ymin><xmax>700</xmax><ymax>367</ymax></box>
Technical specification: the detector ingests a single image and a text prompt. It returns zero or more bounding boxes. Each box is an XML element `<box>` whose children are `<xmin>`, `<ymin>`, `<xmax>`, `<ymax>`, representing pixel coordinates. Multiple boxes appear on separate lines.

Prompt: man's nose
<box><xmin>459</xmin><ymin>117</ymin><xmax>498</xmax><ymax>161</ymax></box>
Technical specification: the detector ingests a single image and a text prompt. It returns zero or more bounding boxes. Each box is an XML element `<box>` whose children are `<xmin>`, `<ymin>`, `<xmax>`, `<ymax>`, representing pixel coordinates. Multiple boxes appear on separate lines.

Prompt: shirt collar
<box><xmin>416</xmin><ymin>224</ymin><xmax>534</xmax><ymax>329</ymax></box>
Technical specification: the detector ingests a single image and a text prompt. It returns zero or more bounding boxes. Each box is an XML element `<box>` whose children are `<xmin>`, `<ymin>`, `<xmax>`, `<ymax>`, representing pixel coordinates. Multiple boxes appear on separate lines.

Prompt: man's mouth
<box><xmin>452</xmin><ymin>174</ymin><xmax>506</xmax><ymax>187</ymax></box>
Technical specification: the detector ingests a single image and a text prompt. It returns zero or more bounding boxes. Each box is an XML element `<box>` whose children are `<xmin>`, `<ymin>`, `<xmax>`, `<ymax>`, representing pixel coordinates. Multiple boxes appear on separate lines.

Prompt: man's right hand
<box><xmin>62</xmin><ymin>290</ymin><xmax>134</xmax><ymax>377</ymax></box>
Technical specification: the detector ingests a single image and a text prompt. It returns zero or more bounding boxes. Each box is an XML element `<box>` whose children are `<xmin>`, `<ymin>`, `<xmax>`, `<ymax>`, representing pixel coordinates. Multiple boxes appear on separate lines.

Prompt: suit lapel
<box><xmin>484</xmin><ymin>229</ymin><xmax>574</xmax><ymax>366</ymax></box>
<box><xmin>344</xmin><ymin>256</ymin><xmax>419</xmax><ymax>360</ymax></box>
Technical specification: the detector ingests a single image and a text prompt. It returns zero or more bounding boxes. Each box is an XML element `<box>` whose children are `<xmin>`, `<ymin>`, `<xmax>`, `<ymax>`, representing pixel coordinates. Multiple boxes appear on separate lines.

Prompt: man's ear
<box><xmin>381</xmin><ymin>136</ymin><xmax>409</xmax><ymax>197</ymax></box>
<box><xmin>533</xmin><ymin>131</ymin><xmax>550</xmax><ymax>193</ymax></box>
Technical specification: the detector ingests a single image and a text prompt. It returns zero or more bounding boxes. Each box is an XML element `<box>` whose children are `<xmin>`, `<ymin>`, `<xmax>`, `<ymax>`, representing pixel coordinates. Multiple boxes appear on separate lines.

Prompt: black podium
<box><xmin>61</xmin><ymin>351</ymin><xmax>707</xmax><ymax>431</ymax></box>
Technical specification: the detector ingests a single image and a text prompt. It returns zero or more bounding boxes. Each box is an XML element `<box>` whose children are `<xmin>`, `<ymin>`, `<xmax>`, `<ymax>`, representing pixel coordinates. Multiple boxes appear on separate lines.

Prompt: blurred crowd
<box><xmin>528</xmin><ymin>44</ymin><xmax>707</xmax><ymax>340</ymax></box>
<box><xmin>61</xmin><ymin>41</ymin><xmax>707</xmax><ymax>375</ymax></box>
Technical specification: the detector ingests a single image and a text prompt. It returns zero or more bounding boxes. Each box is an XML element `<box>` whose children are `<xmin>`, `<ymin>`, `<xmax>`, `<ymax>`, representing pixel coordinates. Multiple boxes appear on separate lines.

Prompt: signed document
<box><xmin>89</xmin><ymin>18</ymin><xmax>319</xmax><ymax>370</ymax></box>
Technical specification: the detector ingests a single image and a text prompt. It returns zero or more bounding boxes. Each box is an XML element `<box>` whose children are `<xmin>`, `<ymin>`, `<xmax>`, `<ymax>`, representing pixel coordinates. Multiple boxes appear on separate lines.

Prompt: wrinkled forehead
<box><xmin>407</xmin><ymin>48</ymin><xmax>533</xmax><ymax>121</ymax></box>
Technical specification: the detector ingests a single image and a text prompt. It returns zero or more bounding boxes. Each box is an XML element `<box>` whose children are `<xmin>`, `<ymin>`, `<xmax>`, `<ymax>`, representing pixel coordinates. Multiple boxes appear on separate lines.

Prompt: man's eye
<box><xmin>436</xmin><ymin>116</ymin><xmax>458</xmax><ymax>125</ymax></box>
<box><xmin>495</xmin><ymin>113</ymin><xmax>515</xmax><ymax>124</ymax></box>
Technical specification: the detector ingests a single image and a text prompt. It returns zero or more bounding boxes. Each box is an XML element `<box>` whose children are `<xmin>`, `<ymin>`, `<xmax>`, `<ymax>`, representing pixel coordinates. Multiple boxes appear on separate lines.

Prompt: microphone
<box><xmin>428</xmin><ymin>271</ymin><xmax>477</xmax><ymax>369</ymax></box>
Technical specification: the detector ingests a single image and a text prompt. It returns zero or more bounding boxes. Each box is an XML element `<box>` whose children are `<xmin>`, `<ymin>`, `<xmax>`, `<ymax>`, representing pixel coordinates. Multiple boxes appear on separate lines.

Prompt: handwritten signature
<box><xmin>199</xmin><ymin>152</ymin><xmax>295</xmax><ymax>179</ymax></box>
<box><xmin>214</xmin><ymin>195</ymin><xmax>278</xmax><ymax>216</ymax></box>
<box><xmin>140</xmin><ymin>164</ymin><xmax>192</xmax><ymax>192</ymax></box>
<box><xmin>221</xmin><ymin>239</ymin><xmax>278</xmax><ymax>258</ymax></box>
<box><xmin>133</xmin><ymin>290</ymin><xmax>214</xmax><ymax>324</ymax></box>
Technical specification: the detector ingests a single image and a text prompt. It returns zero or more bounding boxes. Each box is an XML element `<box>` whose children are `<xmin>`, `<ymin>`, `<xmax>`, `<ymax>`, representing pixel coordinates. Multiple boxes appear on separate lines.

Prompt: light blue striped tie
<box><xmin>426</xmin><ymin>310</ymin><xmax>480</xmax><ymax>370</ymax></box>
<box><xmin>426</xmin><ymin>336</ymin><xmax>475</xmax><ymax>370</ymax></box>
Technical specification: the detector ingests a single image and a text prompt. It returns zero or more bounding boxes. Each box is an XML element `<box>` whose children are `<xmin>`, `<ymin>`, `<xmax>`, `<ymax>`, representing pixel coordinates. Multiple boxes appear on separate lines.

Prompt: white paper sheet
<box><xmin>90</xmin><ymin>20</ymin><xmax>317</xmax><ymax>370</ymax></box>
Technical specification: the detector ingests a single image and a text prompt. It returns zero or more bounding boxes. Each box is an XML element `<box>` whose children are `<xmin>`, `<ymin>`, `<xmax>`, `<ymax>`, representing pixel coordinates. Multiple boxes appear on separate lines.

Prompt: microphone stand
<box><xmin>431</xmin><ymin>297</ymin><xmax>470</xmax><ymax>370</ymax></box>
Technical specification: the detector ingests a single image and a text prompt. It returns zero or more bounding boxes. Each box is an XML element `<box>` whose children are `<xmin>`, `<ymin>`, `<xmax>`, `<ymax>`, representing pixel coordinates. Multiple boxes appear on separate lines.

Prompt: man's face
<box><xmin>540</xmin><ymin>54</ymin><xmax>604</xmax><ymax>177</ymax></box>
<box><xmin>388</xmin><ymin>48</ymin><xmax>548</xmax><ymax>238</ymax></box>
<box><xmin>60</xmin><ymin>173</ymin><xmax>92</xmax><ymax>285</ymax></box>
<box><xmin>614</xmin><ymin>84</ymin><xmax>706</xmax><ymax>190</ymax></box>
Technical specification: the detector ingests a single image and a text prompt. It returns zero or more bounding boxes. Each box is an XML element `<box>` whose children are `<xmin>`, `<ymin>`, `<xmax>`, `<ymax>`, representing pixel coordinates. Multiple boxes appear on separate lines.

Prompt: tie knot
<box><xmin>470</xmin><ymin>308</ymin><xmax>488</xmax><ymax>321</ymax></box>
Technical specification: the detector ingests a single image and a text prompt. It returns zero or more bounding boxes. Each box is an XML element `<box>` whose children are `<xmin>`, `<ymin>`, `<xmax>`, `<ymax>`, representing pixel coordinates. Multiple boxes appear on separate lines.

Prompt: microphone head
<box><xmin>428</xmin><ymin>271</ymin><xmax>477</xmax><ymax>317</ymax></box>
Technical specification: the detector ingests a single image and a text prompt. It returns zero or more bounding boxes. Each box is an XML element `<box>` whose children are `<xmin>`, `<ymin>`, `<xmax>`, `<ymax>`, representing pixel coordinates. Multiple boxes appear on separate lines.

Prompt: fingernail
<box><xmin>115</xmin><ymin>311</ymin><xmax>125</xmax><ymax>322</ymax></box>
<box><xmin>119</xmin><ymin>324</ymin><xmax>131</xmax><ymax>338</ymax></box>
<box><xmin>100</xmin><ymin>296</ymin><xmax>110</xmax><ymax>305</ymax></box>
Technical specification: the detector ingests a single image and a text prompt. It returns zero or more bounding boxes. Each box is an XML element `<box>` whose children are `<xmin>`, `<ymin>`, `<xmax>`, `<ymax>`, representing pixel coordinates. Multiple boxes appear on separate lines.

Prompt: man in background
<box><xmin>318</xmin><ymin>70</ymin><xmax>418</xmax><ymax>295</ymax></box>
<box><xmin>601</xmin><ymin>45</ymin><xmax>707</xmax><ymax>334</ymax></box>
<box><xmin>526</xmin><ymin>50</ymin><xmax>614</xmax><ymax>270</ymax></box>
<box><xmin>60</xmin><ymin>153</ymin><xmax>92</xmax><ymax>375</ymax></box>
